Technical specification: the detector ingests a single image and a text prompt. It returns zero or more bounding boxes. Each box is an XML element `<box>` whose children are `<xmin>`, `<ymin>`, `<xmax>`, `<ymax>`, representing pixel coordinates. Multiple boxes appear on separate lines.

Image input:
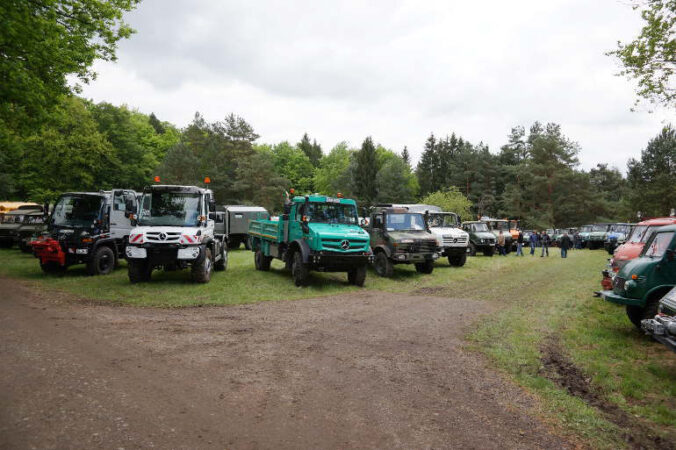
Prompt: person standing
<box><xmin>516</xmin><ymin>231</ymin><xmax>524</xmax><ymax>256</ymax></box>
<box><xmin>497</xmin><ymin>230</ymin><xmax>507</xmax><ymax>256</ymax></box>
<box><xmin>530</xmin><ymin>230</ymin><xmax>538</xmax><ymax>255</ymax></box>
<box><xmin>560</xmin><ymin>232</ymin><xmax>572</xmax><ymax>258</ymax></box>
<box><xmin>540</xmin><ymin>230</ymin><xmax>550</xmax><ymax>257</ymax></box>
<box><xmin>574</xmin><ymin>231</ymin><xmax>582</xmax><ymax>250</ymax></box>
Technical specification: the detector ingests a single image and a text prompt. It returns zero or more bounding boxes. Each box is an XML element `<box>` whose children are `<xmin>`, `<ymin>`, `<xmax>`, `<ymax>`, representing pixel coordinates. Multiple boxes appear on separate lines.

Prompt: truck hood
<box><xmin>430</xmin><ymin>227</ymin><xmax>468</xmax><ymax>238</ymax></box>
<box><xmin>308</xmin><ymin>223</ymin><xmax>368</xmax><ymax>239</ymax></box>
<box><xmin>386</xmin><ymin>230</ymin><xmax>436</xmax><ymax>242</ymax></box>
<box><xmin>589</xmin><ymin>231</ymin><xmax>607</xmax><ymax>239</ymax></box>
<box><xmin>474</xmin><ymin>232</ymin><xmax>495</xmax><ymax>240</ymax></box>
<box><xmin>129</xmin><ymin>226</ymin><xmax>205</xmax><ymax>245</ymax></box>
<box><xmin>613</xmin><ymin>242</ymin><xmax>644</xmax><ymax>261</ymax></box>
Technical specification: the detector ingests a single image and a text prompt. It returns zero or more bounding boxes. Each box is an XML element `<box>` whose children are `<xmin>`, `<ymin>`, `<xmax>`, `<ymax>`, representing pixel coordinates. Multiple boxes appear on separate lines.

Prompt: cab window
<box><xmin>643</xmin><ymin>232</ymin><xmax>674</xmax><ymax>258</ymax></box>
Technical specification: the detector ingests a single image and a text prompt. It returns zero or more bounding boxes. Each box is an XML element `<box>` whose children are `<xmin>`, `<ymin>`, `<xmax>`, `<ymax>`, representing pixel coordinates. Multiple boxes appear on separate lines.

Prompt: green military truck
<box><xmin>0</xmin><ymin>205</ymin><xmax>43</xmax><ymax>248</ymax></box>
<box><xmin>578</xmin><ymin>224</ymin><xmax>593</xmax><ymax>248</ymax></box>
<box><xmin>587</xmin><ymin>223</ymin><xmax>612</xmax><ymax>250</ymax></box>
<box><xmin>601</xmin><ymin>224</ymin><xmax>676</xmax><ymax>329</ymax></box>
<box><xmin>17</xmin><ymin>210</ymin><xmax>47</xmax><ymax>252</ymax></box>
<box><xmin>363</xmin><ymin>205</ymin><xmax>439</xmax><ymax>277</ymax></box>
<box><xmin>248</xmin><ymin>194</ymin><xmax>372</xmax><ymax>286</ymax></box>
<box><xmin>462</xmin><ymin>221</ymin><xmax>496</xmax><ymax>256</ymax></box>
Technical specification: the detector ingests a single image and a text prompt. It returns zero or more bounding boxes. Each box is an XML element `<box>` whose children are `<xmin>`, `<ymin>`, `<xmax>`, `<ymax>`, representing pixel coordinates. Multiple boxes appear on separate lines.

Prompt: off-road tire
<box><xmin>19</xmin><ymin>241</ymin><xmax>31</xmax><ymax>253</ymax></box>
<box><xmin>254</xmin><ymin>249</ymin><xmax>271</xmax><ymax>271</ymax></box>
<box><xmin>504</xmin><ymin>244</ymin><xmax>512</xmax><ymax>254</ymax></box>
<box><xmin>348</xmin><ymin>265</ymin><xmax>367</xmax><ymax>287</ymax></box>
<box><xmin>415</xmin><ymin>260</ymin><xmax>435</xmax><ymax>274</ymax></box>
<box><xmin>483</xmin><ymin>246</ymin><xmax>495</xmax><ymax>257</ymax></box>
<box><xmin>448</xmin><ymin>252</ymin><xmax>467</xmax><ymax>267</ymax></box>
<box><xmin>86</xmin><ymin>246</ymin><xmax>115</xmax><ymax>276</ymax></box>
<box><xmin>40</xmin><ymin>261</ymin><xmax>66</xmax><ymax>274</ymax></box>
<box><xmin>214</xmin><ymin>245</ymin><xmax>227</xmax><ymax>272</ymax></box>
<box><xmin>128</xmin><ymin>260</ymin><xmax>152</xmax><ymax>283</ymax></box>
<box><xmin>228</xmin><ymin>239</ymin><xmax>241</xmax><ymax>250</ymax></box>
<box><xmin>626</xmin><ymin>298</ymin><xmax>660</xmax><ymax>330</ymax></box>
<box><xmin>468</xmin><ymin>243</ymin><xmax>476</xmax><ymax>256</ymax></box>
<box><xmin>292</xmin><ymin>251</ymin><xmax>309</xmax><ymax>286</ymax></box>
<box><xmin>373</xmin><ymin>251</ymin><xmax>394</xmax><ymax>277</ymax></box>
<box><xmin>191</xmin><ymin>248</ymin><xmax>213</xmax><ymax>283</ymax></box>
<box><xmin>244</xmin><ymin>239</ymin><xmax>251</xmax><ymax>250</ymax></box>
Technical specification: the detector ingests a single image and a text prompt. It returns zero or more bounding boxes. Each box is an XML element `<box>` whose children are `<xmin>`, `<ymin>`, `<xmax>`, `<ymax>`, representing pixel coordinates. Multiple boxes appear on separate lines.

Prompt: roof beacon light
<box><xmin>204</xmin><ymin>176</ymin><xmax>211</xmax><ymax>184</ymax></box>
<box><xmin>337</xmin><ymin>192</ymin><xmax>344</xmax><ymax>198</ymax></box>
<box><xmin>153</xmin><ymin>176</ymin><xmax>160</xmax><ymax>183</ymax></box>
<box><xmin>289</xmin><ymin>188</ymin><xmax>295</xmax><ymax>195</ymax></box>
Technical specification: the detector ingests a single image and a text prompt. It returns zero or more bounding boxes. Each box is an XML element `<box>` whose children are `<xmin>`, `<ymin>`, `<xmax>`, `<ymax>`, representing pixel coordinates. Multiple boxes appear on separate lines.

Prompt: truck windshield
<box><xmin>591</xmin><ymin>224</ymin><xmax>608</xmax><ymax>232</ymax></box>
<box><xmin>304</xmin><ymin>203</ymin><xmax>358</xmax><ymax>225</ymax></box>
<box><xmin>138</xmin><ymin>192</ymin><xmax>202</xmax><ymax>227</ymax></box>
<box><xmin>642</xmin><ymin>231</ymin><xmax>674</xmax><ymax>258</ymax></box>
<box><xmin>610</xmin><ymin>224</ymin><xmax>630</xmax><ymax>233</ymax></box>
<box><xmin>1</xmin><ymin>215</ymin><xmax>21</xmax><ymax>224</ymax></box>
<box><xmin>628</xmin><ymin>225</ymin><xmax>650</xmax><ymax>243</ymax></box>
<box><xmin>429</xmin><ymin>213</ymin><xmax>458</xmax><ymax>228</ymax></box>
<box><xmin>51</xmin><ymin>195</ymin><xmax>103</xmax><ymax>228</ymax></box>
<box><xmin>580</xmin><ymin>225</ymin><xmax>593</xmax><ymax>233</ymax></box>
<box><xmin>489</xmin><ymin>221</ymin><xmax>510</xmax><ymax>231</ymax></box>
<box><xmin>386</xmin><ymin>213</ymin><xmax>425</xmax><ymax>231</ymax></box>
<box><xmin>472</xmin><ymin>223</ymin><xmax>489</xmax><ymax>232</ymax></box>
<box><xmin>24</xmin><ymin>215</ymin><xmax>44</xmax><ymax>224</ymax></box>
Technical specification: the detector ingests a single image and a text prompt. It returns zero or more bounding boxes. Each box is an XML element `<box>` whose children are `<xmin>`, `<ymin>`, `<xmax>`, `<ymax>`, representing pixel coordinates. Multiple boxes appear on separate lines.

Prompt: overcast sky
<box><xmin>79</xmin><ymin>0</ymin><xmax>674</xmax><ymax>171</ymax></box>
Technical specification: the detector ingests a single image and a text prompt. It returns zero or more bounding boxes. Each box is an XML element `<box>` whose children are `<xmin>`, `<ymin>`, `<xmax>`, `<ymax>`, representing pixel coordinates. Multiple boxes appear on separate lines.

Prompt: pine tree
<box><xmin>401</xmin><ymin>146</ymin><xmax>410</xmax><ymax>167</ymax></box>
<box><xmin>148</xmin><ymin>112</ymin><xmax>165</xmax><ymax>134</ymax></box>
<box><xmin>416</xmin><ymin>134</ymin><xmax>437</xmax><ymax>196</ymax></box>
<box><xmin>298</xmin><ymin>133</ymin><xmax>323</xmax><ymax>167</ymax></box>
<box><xmin>354</xmin><ymin>137</ymin><xmax>378</xmax><ymax>204</ymax></box>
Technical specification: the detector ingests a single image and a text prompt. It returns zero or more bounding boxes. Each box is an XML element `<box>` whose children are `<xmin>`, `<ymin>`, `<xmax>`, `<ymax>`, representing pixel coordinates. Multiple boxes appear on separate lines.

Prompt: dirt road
<box><xmin>0</xmin><ymin>278</ymin><xmax>569</xmax><ymax>449</ymax></box>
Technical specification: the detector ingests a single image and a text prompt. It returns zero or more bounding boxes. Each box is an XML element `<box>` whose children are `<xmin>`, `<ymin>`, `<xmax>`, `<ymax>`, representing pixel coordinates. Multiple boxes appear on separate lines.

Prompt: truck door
<box><xmin>110</xmin><ymin>190</ymin><xmax>137</xmax><ymax>240</ymax></box>
<box><xmin>288</xmin><ymin>202</ymin><xmax>305</xmax><ymax>241</ymax></box>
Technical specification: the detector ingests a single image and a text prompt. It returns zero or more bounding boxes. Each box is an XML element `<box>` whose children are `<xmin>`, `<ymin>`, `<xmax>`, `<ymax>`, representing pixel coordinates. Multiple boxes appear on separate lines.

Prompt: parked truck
<box><xmin>604</xmin><ymin>223</ymin><xmax>633</xmax><ymax>255</ymax></box>
<box><xmin>364</xmin><ymin>205</ymin><xmax>439</xmax><ymax>277</ymax></box>
<box><xmin>462</xmin><ymin>221</ymin><xmax>496</xmax><ymax>256</ymax></box>
<box><xmin>601</xmin><ymin>224</ymin><xmax>676</xmax><ymax>329</ymax></box>
<box><xmin>641</xmin><ymin>286</ymin><xmax>676</xmax><ymax>353</ymax></box>
<box><xmin>395</xmin><ymin>204</ymin><xmax>469</xmax><ymax>266</ymax></box>
<box><xmin>587</xmin><ymin>223</ymin><xmax>612</xmax><ymax>250</ymax></box>
<box><xmin>124</xmin><ymin>184</ymin><xmax>227</xmax><ymax>283</ymax></box>
<box><xmin>248</xmin><ymin>193</ymin><xmax>371</xmax><ymax>286</ymax></box>
<box><xmin>31</xmin><ymin>190</ymin><xmax>137</xmax><ymax>275</ymax></box>
<box><xmin>483</xmin><ymin>218</ymin><xmax>513</xmax><ymax>253</ymax></box>
<box><xmin>221</xmin><ymin>205</ymin><xmax>269</xmax><ymax>249</ymax></box>
<box><xmin>0</xmin><ymin>205</ymin><xmax>43</xmax><ymax>248</ymax></box>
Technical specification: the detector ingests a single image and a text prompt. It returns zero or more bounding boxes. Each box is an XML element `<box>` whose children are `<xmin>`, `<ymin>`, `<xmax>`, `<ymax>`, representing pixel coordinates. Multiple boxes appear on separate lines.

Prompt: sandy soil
<box><xmin>0</xmin><ymin>278</ymin><xmax>570</xmax><ymax>449</ymax></box>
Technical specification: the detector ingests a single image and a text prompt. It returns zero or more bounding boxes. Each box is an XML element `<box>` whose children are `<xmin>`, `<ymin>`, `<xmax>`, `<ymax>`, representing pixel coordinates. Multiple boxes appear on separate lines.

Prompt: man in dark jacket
<box><xmin>516</xmin><ymin>231</ymin><xmax>524</xmax><ymax>256</ymax></box>
<box><xmin>529</xmin><ymin>230</ymin><xmax>538</xmax><ymax>255</ymax></box>
<box><xmin>560</xmin><ymin>232</ymin><xmax>572</xmax><ymax>258</ymax></box>
<box><xmin>540</xmin><ymin>231</ymin><xmax>550</xmax><ymax>257</ymax></box>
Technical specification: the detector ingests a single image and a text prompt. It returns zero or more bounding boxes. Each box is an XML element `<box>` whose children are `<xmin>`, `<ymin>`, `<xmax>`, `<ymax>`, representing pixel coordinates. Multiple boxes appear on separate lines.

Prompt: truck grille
<box><xmin>443</xmin><ymin>235</ymin><xmax>467</xmax><ymax>245</ymax></box>
<box><xmin>145</xmin><ymin>231</ymin><xmax>181</xmax><ymax>243</ymax></box>
<box><xmin>613</xmin><ymin>276</ymin><xmax>626</xmax><ymax>290</ymax></box>
<box><xmin>321</xmin><ymin>238</ymin><xmax>368</xmax><ymax>251</ymax></box>
<box><xmin>396</xmin><ymin>240</ymin><xmax>437</xmax><ymax>253</ymax></box>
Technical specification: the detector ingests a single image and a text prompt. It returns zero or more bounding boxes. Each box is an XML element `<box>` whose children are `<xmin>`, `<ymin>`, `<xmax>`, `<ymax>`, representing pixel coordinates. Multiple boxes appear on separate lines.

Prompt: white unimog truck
<box><xmin>124</xmin><ymin>184</ymin><xmax>227</xmax><ymax>283</ymax></box>
<box><xmin>395</xmin><ymin>204</ymin><xmax>470</xmax><ymax>266</ymax></box>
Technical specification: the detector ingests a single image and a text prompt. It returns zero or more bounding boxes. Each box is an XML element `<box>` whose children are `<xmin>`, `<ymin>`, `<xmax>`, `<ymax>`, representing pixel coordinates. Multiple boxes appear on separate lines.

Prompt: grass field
<box><xmin>1</xmin><ymin>246</ymin><xmax>674</xmax><ymax>447</ymax></box>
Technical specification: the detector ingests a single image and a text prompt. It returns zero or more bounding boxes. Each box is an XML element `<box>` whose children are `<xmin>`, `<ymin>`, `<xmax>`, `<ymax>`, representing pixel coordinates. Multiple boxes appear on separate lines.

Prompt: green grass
<box><xmin>1</xmin><ymin>246</ymin><xmax>674</xmax><ymax>447</ymax></box>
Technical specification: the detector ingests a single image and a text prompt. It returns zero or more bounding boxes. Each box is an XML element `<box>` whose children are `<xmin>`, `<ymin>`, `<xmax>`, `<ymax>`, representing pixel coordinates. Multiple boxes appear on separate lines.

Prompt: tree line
<box><xmin>2</xmin><ymin>94</ymin><xmax>675</xmax><ymax>227</ymax></box>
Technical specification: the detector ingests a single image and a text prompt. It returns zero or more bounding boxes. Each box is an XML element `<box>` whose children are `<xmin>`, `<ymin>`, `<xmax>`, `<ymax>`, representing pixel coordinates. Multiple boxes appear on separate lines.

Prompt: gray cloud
<box><xmin>80</xmin><ymin>0</ymin><xmax>675</xmax><ymax>171</ymax></box>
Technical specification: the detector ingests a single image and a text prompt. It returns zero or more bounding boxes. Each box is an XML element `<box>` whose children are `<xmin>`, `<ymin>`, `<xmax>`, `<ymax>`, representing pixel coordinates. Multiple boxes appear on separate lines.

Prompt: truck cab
<box><xmin>601</xmin><ymin>225</ymin><xmax>676</xmax><ymax>329</ymax></box>
<box><xmin>604</xmin><ymin>223</ymin><xmax>633</xmax><ymax>255</ymax></box>
<box><xmin>484</xmin><ymin>218</ymin><xmax>513</xmax><ymax>253</ymax></box>
<box><xmin>364</xmin><ymin>206</ymin><xmax>439</xmax><ymax>277</ymax></box>
<box><xmin>578</xmin><ymin>224</ymin><xmax>593</xmax><ymax>248</ymax></box>
<box><xmin>248</xmin><ymin>194</ymin><xmax>371</xmax><ymax>286</ymax></box>
<box><xmin>461</xmin><ymin>221</ymin><xmax>496</xmax><ymax>256</ymax></box>
<box><xmin>32</xmin><ymin>190</ymin><xmax>137</xmax><ymax>275</ymax></box>
<box><xmin>0</xmin><ymin>205</ymin><xmax>42</xmax><ymax>248</ymax></box>
<box><xmin>125</xmin><ymin>185</ymin><xmax>227</xmax><ymax>283</ymax></box>
<box><xmin>587</xmin><ymin>223</ymin><xmax>612</xmax><ymax>250</ymax></box>
<box><xmin>17</xmin><ymin>210</ymin><xmax>46</xmax><ymax>252</ymax></box>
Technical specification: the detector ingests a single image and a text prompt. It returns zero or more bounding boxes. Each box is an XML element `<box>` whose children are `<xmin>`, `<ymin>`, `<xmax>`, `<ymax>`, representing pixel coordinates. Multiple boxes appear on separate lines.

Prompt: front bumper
<box><xmin>641</xmin><ymin>315</ymin><xmax>676</xmax><ymax>354</ymax></box>
<box><xmin>440</xmin><ymin>246</ymin><xmax>469</xmax><ymax>256</ymax></box>
<box><xmin>391</xmin><ymin>251</ymin><xmax>439</xmax><ymax>263</ymax></box>
<box><xmin>600</xmin><ymin>290</ymin><xmax>644</xmax><ymax>307</ymax></box>
<box><xmin>309</xmin><ymin>251</ymin><xmax>373</xmax><ymax>272</ymax></box>
<box><xmin>126</xmin><ymin>244</ymin><xmax>205</xmax><ymax>265</ymax></box>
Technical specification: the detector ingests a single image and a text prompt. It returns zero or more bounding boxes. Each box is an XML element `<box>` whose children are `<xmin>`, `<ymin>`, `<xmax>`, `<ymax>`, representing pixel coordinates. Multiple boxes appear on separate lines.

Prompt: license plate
<box><xmin>76</xmin><ymin>248</ymin><xmax>88</xmax><ymax>255</ymax></box>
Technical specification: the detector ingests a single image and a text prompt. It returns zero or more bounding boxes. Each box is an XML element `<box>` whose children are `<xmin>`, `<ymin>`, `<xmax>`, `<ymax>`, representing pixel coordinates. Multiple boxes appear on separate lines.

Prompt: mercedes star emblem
<box><xmin>340</xmin><ymin>240</ymin><xmax>350</xmax><ymax>250</ymax></box>
<box><xmin>159</xmin><ymin>232</ymin><xmax>167</xmax><ymax>241</ymax></box>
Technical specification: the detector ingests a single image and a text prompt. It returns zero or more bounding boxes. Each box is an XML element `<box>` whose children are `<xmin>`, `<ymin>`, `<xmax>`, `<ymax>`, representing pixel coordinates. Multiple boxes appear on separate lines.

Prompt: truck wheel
<box><xmin>192</xmin><ymin>248</ymin><xmax>213</xmax><ymax>283</ymax></box>
<box><xmin>87</xmin><ymin>246</ymin><xmax>115</xmax><ymax>276</ymax></box>
<box><xmin>448</xmin><ymin>252</ymin><xmax>467</xmax><ymax>267</ymax></box>
<box><xmin>415</xmin><ymin>260</ymin><xmax>435</xmax><ymax>274</ymax></box>
<box><xmin>244</xmin><ymin>239</ymin><xmax>251</xmax><ymax>250</ymax></box>
<box><xmin>128</xmin><ymin>260</ymin><xmax>152</xmax><ymax>283</ymax></box>
<box><xmin>483</xmin><ymin>246</ymin><xmax>495</xmax><ymax>257</ymax></box>
<box><xmin>40</xmin><ymin>261</ymin><xmax>66</xmax><ymax>274</ymax></box>
<box><xmin>468</xmin><ymin>243</ymin><xmax>476</xmax><ymax>256</ymax></box>
<box><xmin>292</xmin><ymin>251</ymin><xmax>309</xmax><ymax>286</ymax></box>
<box><xmin>228</xmin><ymin>239</ymin><xmax>241</xmax><ymax>250</ymax></box>
<box><xmin>504</xmin><ymin>244</ymin><xmax>511</xmax><ymax>254</ymax></box>
<box><xmin>254</xmin><ymin>249</ymin><xmax>271</xmax><ymax>271</ymax></box>
<box><xmin>626</xmin><ymin>299</ymin><xmax>660</xmax><ymax>330</ymax></box>
<box><xmin>373</xmin><ymin>251</ymin><xmax>393</xmax><ymax>277</ymax></box>
<box><xmin>214</xmin><ymin>245</ymin><xmax>228</xmax><ymax>272</ymax></box>
<box><xmin>348</xmin><ymin>265</ymin><xmax>367</xmax><ymax>287</ymax></box>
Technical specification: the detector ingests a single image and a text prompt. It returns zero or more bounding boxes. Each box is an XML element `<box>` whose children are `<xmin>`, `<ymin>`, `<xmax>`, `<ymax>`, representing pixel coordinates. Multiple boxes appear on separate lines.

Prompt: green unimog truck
<box><xmin>17</xmin><ymin>210</ymin><xmax>47</xmax><ymax>252</ymax></box>
<box><xmin>462</xmin><ymin>221</ymin><xmax>496</xmax><ymax>256</ymax></box>
<box><xmin>248</xmin><ymin>194</ymin><xmax>372</xmax><ymax>286</ymax></box>
<box><xmin>363</xmin><ymin>205</ymin><xmax>439</xmax><ymax>277</ymax></box>
<box><xmin>578</xmin><ymin>224</ymin><xmax>593</xmax><ymax>248</ymax></box>
<box><xmin>601</xmin><ymin>224</ymin><xmax>676</xmax><ymax>329</ymax></box>
<box><xmin>587</xmin><ymin>223</ymin><xmax>612</xmax><ymax>250</ymax></box>
<box><xmin>0</xmin><ymin>205</ymin><xmax>43</xmax><ymax>248</ymax></box>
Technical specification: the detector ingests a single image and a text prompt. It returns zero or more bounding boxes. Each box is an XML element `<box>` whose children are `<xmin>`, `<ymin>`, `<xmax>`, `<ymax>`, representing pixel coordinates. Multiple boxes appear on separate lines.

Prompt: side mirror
<box><xmin>208</xmin><ymin>212</ymin><xmax>216</xmax><ymax>220</ymax></box>
<box><xmin>667</xmin><ymin>249</ymin><xmax>675</xmax><ymax>262</ymax></box>
<box><xmin>124</xmin><ymin>197</ymin><xmax>136</xmax><ymax>218</ymax></box>
<box><xmin>209</xmin><ymin>200</ymin><xmax>216</xmax><ymax>213</ymax></box>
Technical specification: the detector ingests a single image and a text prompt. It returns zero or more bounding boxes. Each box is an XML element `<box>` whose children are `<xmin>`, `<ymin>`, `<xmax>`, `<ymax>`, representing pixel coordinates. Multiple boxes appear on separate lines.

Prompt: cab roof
<box><xmin>638</xmin><ymin>217</ymin><xmax>676</xmax><ymax>226</ymax></box>
<box><xmin>292</xmin><ymin>195</ymin><xmax>356</xmax><ymax>206</ymax></box>
<box><xmin>145</xmin><ymin>185</ymin><xmax>212</xmax><ymax>195</ymax></box>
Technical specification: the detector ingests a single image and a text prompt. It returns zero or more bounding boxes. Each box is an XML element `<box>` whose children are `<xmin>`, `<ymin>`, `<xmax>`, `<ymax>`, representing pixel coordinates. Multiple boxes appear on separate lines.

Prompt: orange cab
<box><xmin>611</xmin><ymin>217</ymin><xmax>676</xmax><ymax>271</ymax></box>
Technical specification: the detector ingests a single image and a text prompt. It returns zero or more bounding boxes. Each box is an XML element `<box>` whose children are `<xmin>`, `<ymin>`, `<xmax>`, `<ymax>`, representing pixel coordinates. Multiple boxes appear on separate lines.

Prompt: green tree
<box><xmin>376</xmin><ymin>156</ymin><xmax>417</xmax><ymax>203</ymax></box>
<box><xmin>627</xmin><ymin>125</ymin><xmax>676</xmax><ymax>216</ymax></box>
<box><xmin>314</xmin><ymin>142</ymin><xmax>354</xmax><ymax>196</ymax></box>
<box><xmin>298</xmin><ymin>133</ymin><xmax>323</xmax><ymax>167</ymax></box>
<box><xmin>232</xmin><ymin>151</ymin><xmax>288</xmax><ymax>213</ymax></box>
<box><xmin>420</xmin><ymin>188</ymin><xmax>473</xmax><ymax>221</ymax></box>
<box><xmin>608</xmin><ymin>0</ymin><xmax>676</xmax><ymax>109</ymax></box>
<box><xmin>401</xmin><ymin>146</ymin><xmax>411</xmax><ymax>166</ymax></box>
<box><xmin>269</xmin><ymin>141</ymin><xmax>315</xmax><ymax>193</ymax></box>
<box><xmin>353</xmin><ymin>137</ymin><xmax>378</xmax><ymax>204</ymax></box>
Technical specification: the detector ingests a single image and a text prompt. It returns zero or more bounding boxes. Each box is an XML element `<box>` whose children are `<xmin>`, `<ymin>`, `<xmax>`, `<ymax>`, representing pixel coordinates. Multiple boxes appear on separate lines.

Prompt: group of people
<box><xmin>496</xmin><ymin>230</ymin><xmax>573</xmax><ymax>258</ymax></box>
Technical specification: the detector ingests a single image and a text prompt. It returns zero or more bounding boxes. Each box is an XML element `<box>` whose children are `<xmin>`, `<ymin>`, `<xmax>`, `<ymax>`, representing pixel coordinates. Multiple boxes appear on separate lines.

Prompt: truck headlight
<box><xmin>625</xmin><ymin>280</ymin><xmax>637</xmax><ymax>291</ymax></box>
<box><xmin>177</xmin><ymin>247</ymin><xmax>200</xmax><ymax>260</ymax></box>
